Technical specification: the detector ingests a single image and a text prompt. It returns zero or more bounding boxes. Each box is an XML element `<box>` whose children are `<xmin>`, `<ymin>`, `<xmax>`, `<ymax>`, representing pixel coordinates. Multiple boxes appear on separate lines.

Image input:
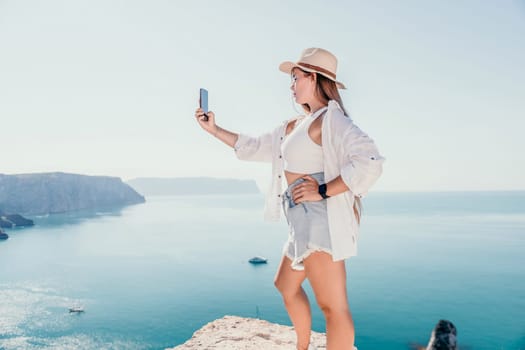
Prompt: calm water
<box><xmin>0</xmin><ymin>192</ymin><xmax>524</xmax><ymax>350</ymax></box>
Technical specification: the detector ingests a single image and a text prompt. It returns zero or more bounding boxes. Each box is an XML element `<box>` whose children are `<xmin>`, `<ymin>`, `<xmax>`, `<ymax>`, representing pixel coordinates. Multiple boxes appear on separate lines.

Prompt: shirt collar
<box><xmin>309</xmin><ymin>105</ymin><xmax>329</xmax><ymax>119</ymax></box>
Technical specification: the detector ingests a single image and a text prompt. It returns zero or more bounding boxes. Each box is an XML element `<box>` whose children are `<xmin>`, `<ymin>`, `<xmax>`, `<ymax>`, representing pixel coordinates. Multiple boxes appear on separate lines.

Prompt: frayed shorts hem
<box><xmin>284</xmin><ymin>244</ymin><xmax>334</xmax><ymax>271</ymax></box>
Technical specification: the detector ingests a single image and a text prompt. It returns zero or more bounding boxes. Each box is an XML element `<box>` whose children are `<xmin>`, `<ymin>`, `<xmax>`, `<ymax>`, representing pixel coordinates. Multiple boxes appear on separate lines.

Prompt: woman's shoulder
<box><xmin>284</xmin><ymin>115</ymin><xmax>305</xmax><ymax>133</ymax></box>
<box><xmin>287</xmin><ymin>114</ymin><xmax>305</xmax><ymax>123</ymax></box>
<box><xmin>326</xmin><ymin>101</ymin><xmax>353</xmax><ymax>127</ymax></box>
<box><xmin>327</xmin><ymin>100</ymin><xmax>349</xmax><ymax>118</ymax></box>
<box><xmin>264</xmin><ymin>116</ymin><xmax>301</xmax><ymax>137</ymax></box>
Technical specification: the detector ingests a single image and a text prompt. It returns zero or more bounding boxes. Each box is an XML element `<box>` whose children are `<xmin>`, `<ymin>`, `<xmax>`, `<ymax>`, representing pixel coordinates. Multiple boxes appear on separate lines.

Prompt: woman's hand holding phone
<box><xmin>195</xmin><ymin>108</ymin><xmax>218</xmax><ymax>136</ymax></box>
<box><xmin>195</xmin><ymin>88</ymin><xmax>219</xmax><ymax>136</ymax></box>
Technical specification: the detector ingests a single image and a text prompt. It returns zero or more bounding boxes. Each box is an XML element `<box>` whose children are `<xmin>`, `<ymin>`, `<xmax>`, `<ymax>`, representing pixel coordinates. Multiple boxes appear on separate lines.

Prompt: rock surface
<box><xmin>0</xmin><ymin>172</ymin><xmax>145</xmax><ymax>215</ymax></box>
<box><xmin>166</xmin><ymin>315</ymin><xmax>327</xmax><ymax>350</ymax></box>
<box><xmin>167</xmin><ymin>316</ymin><xmax>458</xmax><ymax>350</ymax></box>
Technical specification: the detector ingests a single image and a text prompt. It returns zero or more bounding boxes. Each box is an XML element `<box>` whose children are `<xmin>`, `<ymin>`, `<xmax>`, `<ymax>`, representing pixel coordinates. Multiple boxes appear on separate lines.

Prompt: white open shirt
<box><xmin>234</xmin><ymin>100</ymin><xmax>385</xmax><ymax>261</ymax></box>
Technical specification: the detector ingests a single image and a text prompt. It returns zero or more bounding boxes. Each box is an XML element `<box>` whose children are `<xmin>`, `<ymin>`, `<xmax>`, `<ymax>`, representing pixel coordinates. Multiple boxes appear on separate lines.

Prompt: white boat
<box><xmin>249</xmin><ymin>256</ymin><xmax>268</xmax><ymax>264</ymax></box>
<box><xmin>69</xmin><ymin>306</ymin><xmax>84</xmax><ymax>313</ymax></box>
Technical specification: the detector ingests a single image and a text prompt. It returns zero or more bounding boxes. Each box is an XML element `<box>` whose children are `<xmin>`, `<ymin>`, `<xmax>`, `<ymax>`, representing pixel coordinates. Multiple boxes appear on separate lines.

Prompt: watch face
<box><xmin>318</xmin><ymin>184</ymin><xmax>328</xmax><ymax>198</ymax></box>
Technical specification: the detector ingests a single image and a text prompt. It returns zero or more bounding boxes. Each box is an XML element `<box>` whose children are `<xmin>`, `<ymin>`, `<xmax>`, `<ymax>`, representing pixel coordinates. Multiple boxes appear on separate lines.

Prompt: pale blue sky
<box><xmin>1</xmin><ymin>0</ymin><xmax>524</xmax><ymax>191</ymax></box>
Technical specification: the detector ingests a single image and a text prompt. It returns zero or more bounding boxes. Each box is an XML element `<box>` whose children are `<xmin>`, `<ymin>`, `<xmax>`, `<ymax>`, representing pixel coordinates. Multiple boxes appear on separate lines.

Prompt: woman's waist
<box><xmin>284</xmin><ymin>171</ymin><xmax>325</xmax><ymax>191</ymax></box>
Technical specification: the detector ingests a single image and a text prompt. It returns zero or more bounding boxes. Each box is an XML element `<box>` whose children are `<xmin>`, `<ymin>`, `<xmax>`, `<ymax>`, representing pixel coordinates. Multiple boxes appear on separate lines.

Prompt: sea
<box><xmin>0</xmin><ymin>191</ymin><xmax>524</xmax><ymax>350</ymax></box>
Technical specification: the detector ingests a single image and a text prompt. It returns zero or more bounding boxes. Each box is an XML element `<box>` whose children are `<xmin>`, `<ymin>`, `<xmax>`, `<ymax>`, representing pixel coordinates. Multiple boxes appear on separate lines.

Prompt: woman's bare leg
<box><xmin>274</xmin><ymin>256</ymin><xmax>311</xmax><ymax>350</ymax></box>
<box><xmin>304</xmin><ymin>251</ymin><xmax>355</xmax><ymax>350</ymax></box>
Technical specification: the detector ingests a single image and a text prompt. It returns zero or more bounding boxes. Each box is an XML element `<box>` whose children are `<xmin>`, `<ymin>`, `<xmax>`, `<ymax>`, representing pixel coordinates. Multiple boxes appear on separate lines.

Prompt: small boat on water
<box><xmin>0</xmin><ymin>232</ymin><xmax>8</xmax><ymax>240</ymax></box>
<box><xmin>249</xmin><ymin>256</ymin><xmax>268</xmax><ymax>264</ymax></box>
<box><xmin>69</xmin><ymin>306</ymin><xmax>85</xmax><ymax>313</ymax></box>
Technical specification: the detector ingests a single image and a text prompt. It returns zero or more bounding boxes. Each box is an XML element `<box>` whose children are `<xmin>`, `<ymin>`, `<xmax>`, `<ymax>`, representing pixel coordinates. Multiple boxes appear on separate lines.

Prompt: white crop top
<box><xmin>281</xmin><ymin>106</ymin><xmax>328</xmax><ymax>174</ymax></box>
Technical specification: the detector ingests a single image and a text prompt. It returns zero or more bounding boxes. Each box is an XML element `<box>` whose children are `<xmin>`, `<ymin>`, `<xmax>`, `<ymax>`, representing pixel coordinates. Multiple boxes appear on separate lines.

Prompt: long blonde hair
<box><xmin>297</xmin><ymin>70</ymin><xmax>362</xmax><ymax>224</ymax></box>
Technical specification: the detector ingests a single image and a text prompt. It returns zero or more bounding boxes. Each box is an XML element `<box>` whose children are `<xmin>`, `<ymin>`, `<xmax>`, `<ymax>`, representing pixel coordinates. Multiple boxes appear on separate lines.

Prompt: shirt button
<box><xmin>278</xmin><ymin>175</ymin><xmax>281</xmax><ymax>178</ymax></box>
<box><xmin>278</xmin><ymin>194</ymin><xmax>281</xmax><ymax>197</ymax></box>
<box><xmin>279</xmin><ymin>155</ymin><xmax>282</xmax><ymax>158</ymax></box>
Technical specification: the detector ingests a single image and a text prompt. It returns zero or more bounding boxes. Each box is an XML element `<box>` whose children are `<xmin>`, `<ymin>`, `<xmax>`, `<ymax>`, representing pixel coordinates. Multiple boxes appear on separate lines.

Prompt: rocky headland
<box><xmin>0</xmin><ymin>210</ymin><xmax>34</xmax><ymax>228</ymax></box>
<box><xmin>0</xmin><ymin>172</ymin><xmax>145</xmax><ymax>216</ymax></box>
<box><xmin>0</xmin><ymin>227</ymin><xmax>8</xmax><ymax>239</ymax></box>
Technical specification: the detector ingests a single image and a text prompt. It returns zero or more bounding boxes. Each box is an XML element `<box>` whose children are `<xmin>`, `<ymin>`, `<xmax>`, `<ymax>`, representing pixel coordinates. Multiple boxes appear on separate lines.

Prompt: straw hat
<box><xmin>279</xmin><ymin>48</ymin><xmax>346</xmax><ymax>89</ymax></box>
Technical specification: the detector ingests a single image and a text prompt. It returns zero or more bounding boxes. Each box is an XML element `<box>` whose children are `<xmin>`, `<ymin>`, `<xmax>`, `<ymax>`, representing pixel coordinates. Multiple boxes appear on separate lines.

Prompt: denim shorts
<box><xmin>281</xmin><ymin>172</ymin><xmax>332</xmax><ymax>271</ymax></box>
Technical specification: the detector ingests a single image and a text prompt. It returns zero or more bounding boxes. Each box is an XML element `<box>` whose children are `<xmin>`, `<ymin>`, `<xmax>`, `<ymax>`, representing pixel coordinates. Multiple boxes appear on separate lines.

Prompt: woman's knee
<box><xmin>273</xmin><ymin>273</ymin><xmax>289</xmax><ymax>294</ymax></box>
<box><xmin>316</xmin><ymin>298</ymin><xmax>350</xmax><ymax>318</ymax></box>
<box><xmin>273</xmin><ymin>276</ymin><xmax>284</xmax><ymax>292</ymax></box>
<box><xmin>274</xmin><ymin>256</ymin><xmax>306</xmax><ymax>298</ymax></box>
<box><xmin>274</xmin><ymin>277</ymin><xmax>293</xmax><ymax>296</ymax></box>
<box><xmin>274</xmin><ymin>277</ymin><xmax>303</xmax><ymax>302</ymax></box>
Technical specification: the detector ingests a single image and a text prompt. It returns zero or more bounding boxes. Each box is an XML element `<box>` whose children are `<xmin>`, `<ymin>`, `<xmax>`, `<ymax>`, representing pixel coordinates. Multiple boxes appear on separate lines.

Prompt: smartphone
<box><xmin>199</xmin><ymin>88</ymin><xmax>209</xmax><ymax>121</ymax></box>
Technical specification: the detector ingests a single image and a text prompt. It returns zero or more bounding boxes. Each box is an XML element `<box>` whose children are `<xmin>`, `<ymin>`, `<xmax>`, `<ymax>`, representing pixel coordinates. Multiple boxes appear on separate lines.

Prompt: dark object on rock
<box><xmin>0</xmin><ymin>228</ymin><xmax>8</xmax><ymax>240</ymax></box>
<box><xmin>425</xmin><ymin>319</ymin><xmax>457</xmax><ymax>350</ymax></box>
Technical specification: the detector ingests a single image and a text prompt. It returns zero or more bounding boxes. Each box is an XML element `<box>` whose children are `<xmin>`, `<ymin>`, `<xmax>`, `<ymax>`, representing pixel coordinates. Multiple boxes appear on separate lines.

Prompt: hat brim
<box><xmin>279</xmin><ymin>61</ymin><xmax>346</xmax><ymax>89</ymax></box>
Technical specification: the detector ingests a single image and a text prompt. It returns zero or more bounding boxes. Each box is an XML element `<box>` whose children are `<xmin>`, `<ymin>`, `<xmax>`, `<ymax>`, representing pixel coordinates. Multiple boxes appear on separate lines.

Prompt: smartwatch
<box><xmin>318</xmin><ymin>184</ymin><xmax>330</xmax><ymax>199</ymax></box>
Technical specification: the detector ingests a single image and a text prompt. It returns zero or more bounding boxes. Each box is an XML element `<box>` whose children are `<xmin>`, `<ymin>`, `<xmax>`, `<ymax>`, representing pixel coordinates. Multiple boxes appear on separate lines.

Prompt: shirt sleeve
<box><xmin>339</xmin><ymin>124</ymin><xmax>385</xmax><ymax>197</ymax></box>
<box><xmin>233</xmin><ymin>131</ymin><xmax>273</xmax><ymax>163</ymax></box>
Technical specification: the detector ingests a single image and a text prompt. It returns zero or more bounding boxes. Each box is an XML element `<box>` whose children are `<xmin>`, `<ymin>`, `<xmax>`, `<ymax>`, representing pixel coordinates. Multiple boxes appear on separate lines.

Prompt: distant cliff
<box><xmin>0</xmin><ymin>172</ymin><xmax>145</xmax><ymax>215</ymax></box>
<box><xmin>127</xmin><ymin>177</ymin><xmax>260</xmax><ymax>196</ymax></box>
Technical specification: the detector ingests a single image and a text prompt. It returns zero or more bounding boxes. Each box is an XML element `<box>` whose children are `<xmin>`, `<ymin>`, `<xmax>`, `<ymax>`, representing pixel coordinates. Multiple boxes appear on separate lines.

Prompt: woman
<box><xmin>194</xmin><ymin>47</ymin><xmax>384</xmax><ymax>350</ymax></box>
